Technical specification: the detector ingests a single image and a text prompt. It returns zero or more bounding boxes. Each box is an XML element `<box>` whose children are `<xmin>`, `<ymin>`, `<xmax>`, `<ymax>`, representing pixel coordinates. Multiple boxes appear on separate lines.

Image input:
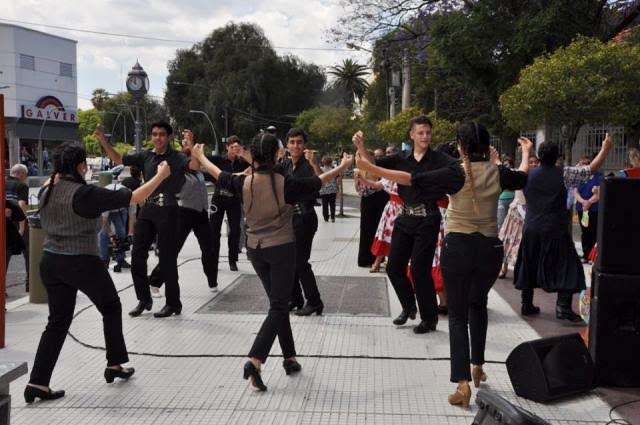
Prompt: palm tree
<box><xmin>328</xmin><ymin>59</ymin><xmax>370</xmax><ymax>108</ymax></box>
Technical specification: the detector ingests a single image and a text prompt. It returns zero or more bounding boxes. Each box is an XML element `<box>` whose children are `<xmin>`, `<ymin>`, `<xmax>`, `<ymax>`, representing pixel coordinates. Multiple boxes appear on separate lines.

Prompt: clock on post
<box><xmin>126</xmin><ymin>61</ymin><xmax>149</xmax><ymax>151</ymax></box>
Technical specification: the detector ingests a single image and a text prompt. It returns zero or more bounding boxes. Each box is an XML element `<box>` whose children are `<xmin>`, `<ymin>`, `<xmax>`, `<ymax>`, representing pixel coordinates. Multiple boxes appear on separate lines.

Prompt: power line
<box><xmin>0</xmin><ymin>17</ymin><xmax>356</xmax><ymax>52</ymax></box>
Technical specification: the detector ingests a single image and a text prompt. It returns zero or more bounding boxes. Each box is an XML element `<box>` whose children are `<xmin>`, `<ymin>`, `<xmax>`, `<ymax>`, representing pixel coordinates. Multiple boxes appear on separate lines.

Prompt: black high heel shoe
<box><xmin>295</xmin><ymin>302</ymin><xmax>324</xmax><ymax>316</ymax></box>
<box><xmin>24</xmin><ymin>385</ymin><xmax>65</xmax><ymax>403</ymax></box>
<box><xmin>282</xmin><ymin>359</ymin><xmax>302</xmax><ymax>375</ymax></box>
<box><xmin>104</xmin><ymin>367</ymin><xmax>135</xmax><ymax>383</ymax></box>
<box><xmin>243</xmin><ymin>361</ymin><xmax>267</xmax><ymax>391</ymax></box>
<box><xmin>392</xmin><ymin>309</ymin><xmax>417</xmax><ymax>325</ymax></box>
<box><xmin>288</xmin><ymin>299</ymin><xmax>304</xmax><ymax>312</ymax></box>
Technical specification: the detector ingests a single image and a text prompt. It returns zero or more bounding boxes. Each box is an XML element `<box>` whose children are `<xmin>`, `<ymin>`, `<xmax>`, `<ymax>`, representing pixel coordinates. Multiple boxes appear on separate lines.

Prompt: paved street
<box><xmin>2</xmin><ymin>202</ymin><xmax>624</xmax><ymax>424</ymax></box>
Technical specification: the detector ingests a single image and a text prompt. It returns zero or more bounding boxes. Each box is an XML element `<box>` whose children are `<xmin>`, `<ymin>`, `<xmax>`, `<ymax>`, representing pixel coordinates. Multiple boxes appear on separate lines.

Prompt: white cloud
<box><xmin>4</xmin><ymin>0</ymin><xmax>371</xmax><ymax>108</ymax></box>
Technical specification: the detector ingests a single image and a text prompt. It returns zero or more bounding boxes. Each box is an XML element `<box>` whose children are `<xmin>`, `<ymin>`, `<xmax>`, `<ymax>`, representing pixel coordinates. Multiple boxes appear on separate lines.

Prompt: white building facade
<box><xmin>0</xmin><ymin>23</ymin><xmax>78</xmax><ymax>176</ymax></box>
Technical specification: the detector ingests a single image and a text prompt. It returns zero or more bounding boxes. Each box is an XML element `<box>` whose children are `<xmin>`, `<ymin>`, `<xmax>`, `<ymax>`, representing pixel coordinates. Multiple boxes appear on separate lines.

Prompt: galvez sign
<box><xmin>21</xmin><ymin>95</ymin><xmax>78</xmax><ymax>123</ymax></box>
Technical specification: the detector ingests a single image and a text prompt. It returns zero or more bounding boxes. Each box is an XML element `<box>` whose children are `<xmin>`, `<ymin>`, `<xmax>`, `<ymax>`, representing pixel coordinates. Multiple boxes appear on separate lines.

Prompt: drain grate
<box><xmin>197</xmin><ymin>274</ymin><xmax>389</xmax><ymax>316</ymax></box>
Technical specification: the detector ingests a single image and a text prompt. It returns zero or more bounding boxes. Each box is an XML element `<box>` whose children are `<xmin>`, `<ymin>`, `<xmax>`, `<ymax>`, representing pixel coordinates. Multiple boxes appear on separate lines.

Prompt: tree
<box><xmin>78</xmin><ymin>109</ymin><xmax>102</xmax><ymax>156</ymax></box>
<box><xmin>500</xmin><ymin>36</ymin><xmax>640</xmax><ymax>162</ymax></box>
<box><xmin>294</xmin><ymin>106</ymin><xmax>360</xmax><ymax>153</ymax></box>
<box><xmin>377</xmin><ymin>107</ymin><xmax>457</xmax><ymax>146</ymax></box>
<box><xmin>165</xmin><ymin>23</ymin><xmax>326</xmax><ymax>142</ymax></box>
<box><xmin>91</xmin><ymin>88</ymin><xmax>110</xmax><ymax>111</ymax></box>
<box><xmin>328</xmin><ymin>59</ymin><xmax>370</xmax><ymax>108</ymax></box>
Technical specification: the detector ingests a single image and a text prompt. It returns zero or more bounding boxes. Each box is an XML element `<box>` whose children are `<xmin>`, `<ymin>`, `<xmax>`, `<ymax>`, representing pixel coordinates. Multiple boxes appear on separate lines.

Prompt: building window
<box><xmin>60</xmin><ymin>62</ymin><xmax>73</xmax><ymax>77</ymax></box>
<box><xmin>20</xmin><ymin>54</ymin><xmax>35</xmax><ymax>71</ymax></box>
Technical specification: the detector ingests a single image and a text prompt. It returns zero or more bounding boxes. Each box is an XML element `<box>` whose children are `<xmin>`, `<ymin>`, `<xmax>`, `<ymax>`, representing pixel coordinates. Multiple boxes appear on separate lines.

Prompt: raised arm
<box><xmin>130</xmin><ymin>161</ymin><xmax>171</xmax><ymax>205</ymax></box>
<box><xmin>318</xmin><ymin>153</ymin><xmax>353</xmax><ymax>184</ymax></box>
<box><xmin>589</xmin><ymin>133</ymin><xmax>614</xmax><ymax>173</ymax></box>
<box><xmin>355</xmin><ymin>152</ymin><xmax>412</xmax><ymax>186</ymax></box>
<box><xmin>95</xmin><ymin>124</ymin><xmax>123</xmax><ymax>165</ymax></box>
<box><xmin>517</xmin><ymin>137</ymin><xmax>533</xmax><ymax>173</ymax></box>
<box><xmin>305</xmin><ymin>150</ymin><xmax>323</xmax><ymax>176</ymax></box>
<box><xmin>181</xmin><ymin>129</ymin><xmax>201</xmax><ymax>171</ymax></box>
<box><xmin>191</xmin><ymin>143</ymin><xmax>224</xmax><ymax>179</ymax></box>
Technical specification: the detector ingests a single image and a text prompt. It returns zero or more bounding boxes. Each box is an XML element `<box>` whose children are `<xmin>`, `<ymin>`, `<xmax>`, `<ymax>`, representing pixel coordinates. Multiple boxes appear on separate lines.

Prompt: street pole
<box><xmin>389</xmin><ymin>87</ymin><xmax>396</xmax><ymax>118</ymax></box>
<box><xmin>0</xmin><ymin>94</ymin><xmax>6</xmax><ymax>348</ymax></box>
<box><xmin>402</xmin><ymin>49</ymin><xmax>411</xmax><ymax>111</ymax></box>
<box><xmin>134</xmin><ymin>102</ymin><xmax>142</xmax><ymax>152</ymax></box>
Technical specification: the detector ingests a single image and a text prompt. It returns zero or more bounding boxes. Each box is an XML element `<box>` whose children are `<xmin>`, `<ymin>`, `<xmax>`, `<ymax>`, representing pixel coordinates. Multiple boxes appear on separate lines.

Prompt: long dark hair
<box><xmin>39</xmin><ymin>142</ymin><xmax>87</xmax><ymax>210</ymax></box>
<box><xmin>247</xmin><ymin>132</ymin><xmax>281</xmax><ymax>214</ymax></box>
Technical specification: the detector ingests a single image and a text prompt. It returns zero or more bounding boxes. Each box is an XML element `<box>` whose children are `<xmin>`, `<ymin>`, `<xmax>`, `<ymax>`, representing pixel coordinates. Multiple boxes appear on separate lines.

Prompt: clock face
<box><xmin>127</xmin><ymin>76</ymin><xmax>143</xmax><ymax>91</ymax></box>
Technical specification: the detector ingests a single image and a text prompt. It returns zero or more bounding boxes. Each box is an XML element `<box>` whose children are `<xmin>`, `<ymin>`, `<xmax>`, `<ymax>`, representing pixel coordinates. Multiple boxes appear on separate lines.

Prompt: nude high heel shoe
<box><xmin>448</xmin><ymin>382</ymin><xmax>471</xmax><ymax>408</ymax></box>
<box><xmin>472</xmin><ymin>365</ymin><xmax>487</xmax><ymax>388</ymax></box>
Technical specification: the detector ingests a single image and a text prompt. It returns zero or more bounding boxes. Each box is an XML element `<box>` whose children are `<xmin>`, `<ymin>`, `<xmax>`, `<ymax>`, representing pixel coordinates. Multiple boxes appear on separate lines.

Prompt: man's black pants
<box><xmin>149</xmin><ymin>207</ymin><xmax>217</xmax><ymax>288</ymax></box>
<box><xmin>30</xmin><ymin>252</ymin><xmax>128</xmax><ymax>386</ymax></box>
<box><xmin>247</xmin><ymin>242</ymin><xmax>297</xmax><ymax>362</ymax></box>
<box><xmin>386</xmin><ymin>215</ymin><xmax>440</xmax><ymax>323</ymax></box>
<box><xmin>210</xmin><ymin>196</ymin><xmax>241</xmax><ymax>264</ymax></box>
<box><xmin>131</xmin><ymin>205</ymin><xmax>181</xmax><ymax>308</ymax></box>
<box><xmin>441</xmin><ymin>232</ymin><xmax>503</xmax><ymax>382</ymax></box>
<box><xmin>291</xmin><ymin>211</ymin><xmax>321</xmax><ymax>306</ymax></box>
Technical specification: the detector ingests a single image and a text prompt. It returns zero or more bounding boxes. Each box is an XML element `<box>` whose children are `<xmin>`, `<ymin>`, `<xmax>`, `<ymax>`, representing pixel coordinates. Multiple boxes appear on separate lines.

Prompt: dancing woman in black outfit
<box><xmin>24</xmin><ymin>142</ymin><xmax>171</xmax><ymax>403</ymax></box>
<box><xmin>191</xmin><ymin>134</ymin><xmax>352</xmax><ymax>391</ymax></box>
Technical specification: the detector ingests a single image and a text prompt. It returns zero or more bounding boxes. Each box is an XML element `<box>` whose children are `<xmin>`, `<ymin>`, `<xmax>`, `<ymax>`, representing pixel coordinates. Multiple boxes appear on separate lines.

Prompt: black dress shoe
<box><xmin>128</xmin><ymin>301</ymin><xmax>152</xmax><ymax>317</ymax></box>
<box><xmin>295</xmin><ymin>302</ymin><xmax>324</xmax><ymax>316</ymax></box>
<box><xmin>120</xmin><ymin>260</ymin><xmax>131</xmax><ymax>269</ymax></box>
<box><xmin>413</xmin><ymin>320</ymin><xmax>437</xmax><ymax>334</ymax></box>
<box><xmin>521</xmin><ymin>303</ymin><xmax>541</xmax><ymax>316</ymax></box>
<box><xmin>243</xmin><ymin>361</ymin><xmax>267</xmax><ymax>391</ymax></box>
<box><xmin>282</xmin><ymin>359</ymin><xmax>302</xmax><ymax>375</ymax></box>
<box><xmin>153</xmin><ymin>304</ymin><xmax>182</xmax><ymax>318</ymax></box>
<box><xmin>288</xmin><ymin>299</ymin><xmax>304</xmax><ymax>312</ymax></box>
<box><xmin>104</xmin><ymin>367</ymin><xmax>135</xmax><ymax>383</ymax></box>
<box><xmin>393</xmin><ymin>309</ymin><xmax>417</xmax><ymax>325</ymax></box>
<box><xmin>556</xmin><ymin>306</ymin><xmax>582</xmax><ymax>322</ymax></box>
<box><xmin>229</xmin><ymin>261</ymin><xmax>238</xmax><ymax>271</ymax></box>
<box><xmin>113</xmin><ymin>264</ymin><xmax>122</xmax><ymax>273</ymax></box>
<box><xmin>24</xmin><ymin>385</ymin><xmax>65</xmax><ymax>403</ymax></box>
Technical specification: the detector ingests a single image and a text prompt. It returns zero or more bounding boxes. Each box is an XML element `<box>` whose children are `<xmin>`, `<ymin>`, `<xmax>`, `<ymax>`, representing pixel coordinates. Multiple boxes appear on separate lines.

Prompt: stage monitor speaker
<box><xmin>596</xmin><ymin>177</ymin><xmax>640</xmax><ymax>275</ymax></box>
<box><xmin>589</xmin><ymin>271</ymin><xmax>640</xmax><ymax>387</ymax></box>
<box><xmin>506</xmin><ymin>333</ymin><xmax>594</xmax><ymax>403</ymax></box>
<box><xmin>473</xmin><ymin>390</ymin><xmax>551</xmax><ymax>425</ymax></box>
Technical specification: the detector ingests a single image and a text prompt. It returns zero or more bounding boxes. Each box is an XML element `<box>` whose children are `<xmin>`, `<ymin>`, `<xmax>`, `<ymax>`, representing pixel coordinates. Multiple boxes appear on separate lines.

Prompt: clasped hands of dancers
<box><xmin>25</xmin><ymin>116</ymin><xmax>612</xmax><ymax>409</ymax></box>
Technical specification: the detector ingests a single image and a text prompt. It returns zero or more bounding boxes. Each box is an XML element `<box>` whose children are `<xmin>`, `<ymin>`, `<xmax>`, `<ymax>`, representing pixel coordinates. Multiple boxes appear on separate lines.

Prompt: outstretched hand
<box><xmin>355</xmin><ymin>151</ymin><xmax>372</xmax><ymax>170</ymax></box>
<box><xmin>602</xmin><ymin>132</ymin><xmax>613</xmax><ymax>150</ymax></box>
<box><xmin>304</xmin><ymin>149</ymin><xmax>317</xmax><ymax>165</ymax></box>
<box><xmin>518</xmin><ymin>136</ymin><xmax>533</xmax><ymax>153</ymax></box>
<box><xmin>182</xmin><ymin>129</ymin><xmax>195</xmax><ymax>148</ymax></box>
<box><xmin>352</xmin><ymin>130</ymin><xmax>365</xmax><ymax>152</ymax></box>
<box><xmin>489</xmin><ymin>146</ymin><xmax>501</xmax><ymax>166</ymax></box>
<box><xmin>340</xmin><ymin>152</ymin><xmax>354</xmax><ymax>168</ymax></box>
<box><xmin>191</xmin><ymin>143</ymin><xmax>205</xmax><ymax>159</ymax></box>
<box><xmin>156</xmin><ymin>161</ymin><xmax>171</xmax><ymax>179</ymax></box>
<box><xmin>94</xmin><ymin>123</ymin><xmax>106</xmax><ymax>141</ymax></box>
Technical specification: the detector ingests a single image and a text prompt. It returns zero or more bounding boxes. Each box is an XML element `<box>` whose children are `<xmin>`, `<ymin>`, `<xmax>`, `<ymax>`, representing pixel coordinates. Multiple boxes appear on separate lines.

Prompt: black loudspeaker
<box><xmin>596</xmin><ymin>178</ymin><xmax>640</xmax><ymax>275</ymax></box>
<box><xmin>506</xmin><ymin>333</ymin><xmax>594</xmax><ymax>402</ymax></box>
<box><xmin>589</xmin><ymin>271</ymin><xmax>640</xmax><ymax>387</ymax></box>
<box><xmin>473</xmin><ymin>390</ymin><xmax>551</xmax><ymax>425</ymax></box>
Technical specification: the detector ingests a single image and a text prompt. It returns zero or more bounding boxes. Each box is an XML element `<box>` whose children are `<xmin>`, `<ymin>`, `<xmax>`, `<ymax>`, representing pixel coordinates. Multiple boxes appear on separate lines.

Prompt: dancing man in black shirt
<box><xmin>96</xmin><ymin>121</ymin><xmax>198</xmax><ymax>318</ymax></box>
<box><xmin>353</xmin><ymin>115</ymin><xmax>465</xmax><ymax>333</ymax></box>
<box><xmin>207</xmin><ymin>136</ymin><xmax>250</xmax><ymax>273</ymax></box>
<box><xmin>281</xmin><ymin>128</ymin><xmax>324</xmax><ymax>316</ymax></box>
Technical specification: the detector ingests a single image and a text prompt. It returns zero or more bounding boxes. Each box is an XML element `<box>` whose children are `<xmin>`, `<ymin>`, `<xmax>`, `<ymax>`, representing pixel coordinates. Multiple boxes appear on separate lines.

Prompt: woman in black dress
<box><xmin>514</xmin><ymin>135</ymin><xmax>612</xmax><ymax>320</ymax></box>
<box><xmin>25</xmin><ymin>142</ymin><xmax>171</xmax><ymax>403</ymax></box>
<box><xmin>191</xmin><ymin>134</ymin><xmax>352</xmax><ymax>391</ymax></box>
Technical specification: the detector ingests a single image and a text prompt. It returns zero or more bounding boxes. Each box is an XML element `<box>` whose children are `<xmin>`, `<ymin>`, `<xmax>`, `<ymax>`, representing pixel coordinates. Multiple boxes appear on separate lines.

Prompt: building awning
<box><xmin>14</xmin><ymin>119</ymin><xmax>78</xmax><ymax>142</ymax></box>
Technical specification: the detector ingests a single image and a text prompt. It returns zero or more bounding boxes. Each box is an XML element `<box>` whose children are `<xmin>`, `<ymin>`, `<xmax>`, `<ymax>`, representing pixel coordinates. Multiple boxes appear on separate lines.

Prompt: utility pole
<box><xmin>402</xmin><ymin>49</ymin><xmax>411</xmax><ymax>111</ymax></box>
<box><xmin>390</xmin><ymin>65</ymin><xmax>401</xmax><ymax>118</ymax></box>
<box><xmin>0</xmin><ymin>94</ymin><xmax>6</xmax><ymax>348</ymax></box>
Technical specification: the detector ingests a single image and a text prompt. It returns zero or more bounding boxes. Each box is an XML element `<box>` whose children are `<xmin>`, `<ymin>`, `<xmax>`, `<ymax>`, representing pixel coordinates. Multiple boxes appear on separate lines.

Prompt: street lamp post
<box><xmin>189</xmin><ymin>110</ymin><xmax>220</xmax><ymax>155</ymax></box>
<box><xmin>126</xmin><ymin>61</ymin><xmax>149</xmax><ymax>152</ymax></box>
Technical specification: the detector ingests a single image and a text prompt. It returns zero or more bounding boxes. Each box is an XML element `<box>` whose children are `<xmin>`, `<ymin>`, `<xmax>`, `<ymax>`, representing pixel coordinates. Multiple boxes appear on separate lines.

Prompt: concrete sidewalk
<box><xmin>2</xmin><ymin>203</ymin><xmax>617</xmax><ymax>425</ymax></box>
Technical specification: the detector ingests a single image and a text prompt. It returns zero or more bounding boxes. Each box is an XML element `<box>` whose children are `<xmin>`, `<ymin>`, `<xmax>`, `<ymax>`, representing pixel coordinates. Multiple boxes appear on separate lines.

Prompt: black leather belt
<box><xmin>144</xmin><ymin>193</ymin><xmax>177</xmax><ymax>207</ymax></box>
<box><xmin>293</xmin><ymin>202</ymin><xmax>314</xmax><ymax>215</ymax></box>
<box><xmin>399</xmin><ymin>204</ymin><xmax>438</xmax><ymax>217</ymax></box>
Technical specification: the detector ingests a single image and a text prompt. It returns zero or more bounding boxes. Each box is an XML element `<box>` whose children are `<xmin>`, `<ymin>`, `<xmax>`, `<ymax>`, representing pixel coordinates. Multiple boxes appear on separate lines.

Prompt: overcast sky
<box><xmin>4</xmin><ymin>0</ymin><xmax>371</xmax><ymax>109</ymax></box>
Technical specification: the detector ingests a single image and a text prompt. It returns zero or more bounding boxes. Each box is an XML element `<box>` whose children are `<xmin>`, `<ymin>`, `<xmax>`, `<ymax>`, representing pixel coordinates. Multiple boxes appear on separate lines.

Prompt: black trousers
<box><xmin>131</xmin><ymin>205</ymin><xmax>181</xmax><ymax>308</ymax></box>
<box><xmin>441</xmin><ymin>232</ymin><xmax>503</xmax><ymax>382</ymax></box>
<box><xmin>321</xmin><ymin>193</ymin><xmax>336</xmax><ymax>221</ymax></box>
<box><xmin>247</xmin><ymin>242</ymin><xmax>297</xmax><ymax>362</ymax></box>
<box><xmin>387</xmin><ymin>216</ymin><xmax>440</xmax><ymax>323</ymax></box>
<box><xmin>149</xmin><ymin>207</ymin><xmax>217</xmax><ymax>288</ymax></box>
<box><xmin>358</xmin><ymin>191</ymin><xmax>389</xmax><ymax>266</ymax></box>
<box><xmin>30</xmin><ymin>252</ymin><xmax>129</xmax><ymax>386</ymax></box>
<box><xmin>578</xmin><ymin>210</ymin><xmax>598</xmax><ymax>261</ymax></box>
<box><xmin>291</xmin><ymin>212</ymin><xmax>321</xmax><ymax>306</ymax></box>
<box><xmin>521</xmin><ymin>288</ymin><xmax>575</xmax><ymax>307</ymax></box>
<box><xmin>210</xmin><ymin>196</ymin><xmax>241</xmax><ymax>263</ymax></box>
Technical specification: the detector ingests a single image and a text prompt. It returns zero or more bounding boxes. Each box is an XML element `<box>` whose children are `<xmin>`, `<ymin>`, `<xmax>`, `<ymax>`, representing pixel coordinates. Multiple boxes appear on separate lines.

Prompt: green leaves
<box><xmin>328</xmin><ymin>59</ymin><xmax>371</xmax><ymax>108</ymax></box>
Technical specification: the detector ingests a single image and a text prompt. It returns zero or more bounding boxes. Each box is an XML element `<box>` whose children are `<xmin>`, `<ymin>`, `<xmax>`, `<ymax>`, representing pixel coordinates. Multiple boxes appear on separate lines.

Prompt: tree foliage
<box><xmin>165</xmin><ymin>23</ymin><xmax>326</xmax><ymax>142</ymax></box>
<box><xmin>500</xmin><ymin>36</ymin><xmax>640</xmax><ymax>160</ymax></box>
<box><xmin>328</xmin><ymin>59</ymin><xmax>370</xmax><ymax>107</ymax></box>
<box><xmin>377</xmin><ymin>107</ymin><xmax>457</xmax><ymax>146</ymax></box>
<box><xmin>293</xmin><ymin>106</ymin><xmax>360</xmax><ymax>153</ymax></box>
